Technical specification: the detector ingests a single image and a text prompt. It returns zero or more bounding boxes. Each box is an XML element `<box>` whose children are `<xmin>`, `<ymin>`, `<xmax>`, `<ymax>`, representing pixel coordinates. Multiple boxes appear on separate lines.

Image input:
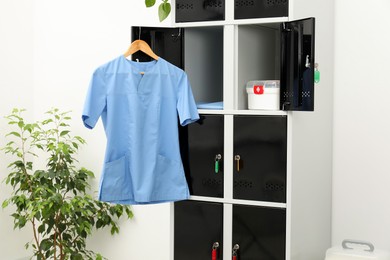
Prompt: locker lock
<box><xmin>232</xmin><ymin>244</ymin><xmax>240</xmax><ymax>260</ymax></box>
<box><xmin>305</xmin><ymin>55</ymin><xmax>311</xmax><ymax>68</ymax></box>
<box><xmin>234</xmin><ymin>155</ymin><xmax>241</xmax><ymax>172</ymax></box>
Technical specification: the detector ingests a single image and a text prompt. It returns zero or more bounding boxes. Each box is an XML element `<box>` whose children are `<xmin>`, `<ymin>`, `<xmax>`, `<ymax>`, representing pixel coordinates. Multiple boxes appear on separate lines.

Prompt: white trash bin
<box><xmin>325</xmin><ymin>239</ymin><xmax>390</xmax><ymax>260</ymax></box>
<box><xmin>246</xmin><ymin>80</ymin><xmax>280</xmax><ymax>110</ymax></box>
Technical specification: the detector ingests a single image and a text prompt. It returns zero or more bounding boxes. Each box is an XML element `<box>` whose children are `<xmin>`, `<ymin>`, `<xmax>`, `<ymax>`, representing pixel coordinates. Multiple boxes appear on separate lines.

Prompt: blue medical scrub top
<box><xmin>82</xmin><ymin>56</ymin><xmax>199</xmax><ymax>204</ymax></box>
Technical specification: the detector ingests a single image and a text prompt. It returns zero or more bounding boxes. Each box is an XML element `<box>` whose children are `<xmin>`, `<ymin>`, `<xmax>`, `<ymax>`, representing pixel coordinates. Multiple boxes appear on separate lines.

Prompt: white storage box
<box><xmin>246</xmin><ymin>80</ymin><xmax>280</xmax><ymax>110</ymax></box>
<box><xmin>325</xmin><ymin>240</ymin><xmax>390</xmax><ymax>260</ymax></box>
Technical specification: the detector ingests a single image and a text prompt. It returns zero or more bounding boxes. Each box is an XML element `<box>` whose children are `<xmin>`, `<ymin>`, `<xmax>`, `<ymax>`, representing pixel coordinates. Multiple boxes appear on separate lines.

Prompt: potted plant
<box><xmin>2</xmin><ymin>108</ymin><xmax>133</xmax><ymax>260</ymax></box>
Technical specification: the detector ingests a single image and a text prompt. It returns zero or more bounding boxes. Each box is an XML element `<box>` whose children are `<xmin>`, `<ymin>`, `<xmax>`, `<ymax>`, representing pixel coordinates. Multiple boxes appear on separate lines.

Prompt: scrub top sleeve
<box><xmin>177</xmin><ymin>71</ymin><xmax>199</xmax><ymax>126</ymax></box>
<box><xmin>82</xmin><ymin>68</ymin><xmax>107</xmax><ymax>129</ymax></box>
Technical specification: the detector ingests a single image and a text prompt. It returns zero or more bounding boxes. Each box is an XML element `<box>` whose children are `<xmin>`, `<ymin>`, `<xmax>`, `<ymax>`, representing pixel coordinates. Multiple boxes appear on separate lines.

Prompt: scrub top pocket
<box><xmin>100</xmin><ymin>155</ymin><xmax>133</xmax><ymax>202</ymax></box>
<box><xmin>153</xmin><ymin>155</ymin><xmax>188</xmax><ymax>199</ymax></box>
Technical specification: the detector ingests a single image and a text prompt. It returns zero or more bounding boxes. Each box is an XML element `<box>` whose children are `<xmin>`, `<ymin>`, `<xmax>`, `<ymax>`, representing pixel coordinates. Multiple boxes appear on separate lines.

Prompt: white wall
<box><xmin>332</xmin><ymin>0</ymin><xmax>390</xmax><ymax>251</ymax></box>
<box><xmin>1</xmin><ymin>0</ymin><xmax>173</xmax><ymax>259</ymax></box>
<box><xmin>0</xmin><ymin>1</ymin><xmax>35</xmax><ymax>259</ymax></box>
<box><xmin>290</xmin><ymin>0</ymin><xmax>334</xmax><ymax>258</ymax></box>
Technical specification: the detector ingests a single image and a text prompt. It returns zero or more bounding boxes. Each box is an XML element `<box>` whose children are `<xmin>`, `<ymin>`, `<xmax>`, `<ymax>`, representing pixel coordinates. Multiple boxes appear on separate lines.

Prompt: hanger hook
<box><xmin>138</xmin><ymin>26</ymin><xmax>141</xmax><ymax>40</ymax></box>
<box><xmin>171</xmin><ymin>28</ymin><xmax>181</xmax><ymax>42</ymax></box>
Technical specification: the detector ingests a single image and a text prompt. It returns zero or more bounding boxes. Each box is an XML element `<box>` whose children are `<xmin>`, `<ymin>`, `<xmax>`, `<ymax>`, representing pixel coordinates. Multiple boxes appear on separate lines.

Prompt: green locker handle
<box><xmin>314</xmin><ymin>63</ymin><xmax>320</xmax><ymax>83</ymax></box>
<box><xmin>215</xmin><ymin>154</ymin><xmax>222</xmax><ymax>173</ymax></box>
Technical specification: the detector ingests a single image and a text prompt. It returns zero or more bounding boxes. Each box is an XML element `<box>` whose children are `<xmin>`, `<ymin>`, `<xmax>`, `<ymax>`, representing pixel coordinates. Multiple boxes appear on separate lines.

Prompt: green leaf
<box><xmin>96</xmin><ymin>253</ymin><xmax>103</xmax><ymax>260</ymax></box>
<box><xmin>38</xmin><ymin>224</ymin><xmax>45</xmax><ymax>233</ymax></box>
<box><xmin>145</xmin><ymin>0</ymin><xmax>156</xmax><ymax>7</ymax></box>
<box><xmin>6</xmin><ymin>131</ymin><xmax>21</xmax><ymax>138</ymax></box>
<box><xmin>60</xmin><ymin>130</ymin><xmax>70</xmax><ymax>136</ymax></box>
<box><xmin>96</xmin><ymin>219</ymin><xmax>103</xmax><ymax>229</ymax></box>
<box><xmin>158</xmin><ymin>2</ymin><xmax>171</xmax><ymax>22</ymax></box>
<box><xmin>2</xmin><ymin>200</ymin><xmax>9</xmax><ymax>209</ymax></box>
<box><xmin>6</xmin><ymin>141</ymin><xmax>15</xmax><ymax>146</ymax></box>
<box><xmin>40</xmin><ymin>239</ymin><xmax>51</xmax><ymax>251</ymax></box>
<box><xmin>125</xmin><ymin>207</ymin><xmax>134</xmax><ymax>219</ymax></box>
<box><xmin>110</xmin><ymin>225</ymin><xmax>119</xmax><ymax>235</ymax></box>
<box><xmin>24</xmin><ymin>123</ymin><xmax>33</xmax><ymax>133</ymax></box>
<box><xmin>18</xmin><ymin>120</ymin><xmax>25</xmax><ymax>128</ymax></box>
<box><xmin>84</xmin><ymin>169</ymin><xmax>95</xmax><ymax>178</ymax></box>
<box><xmin>42</xmin><ymin>118</ymin><xmax>53</xmax><ymax>125</ymax></box>
<box><xmin>74</xmin><ymin>136</ymin><xmax>86</xmax><ymax>144</ymax></box>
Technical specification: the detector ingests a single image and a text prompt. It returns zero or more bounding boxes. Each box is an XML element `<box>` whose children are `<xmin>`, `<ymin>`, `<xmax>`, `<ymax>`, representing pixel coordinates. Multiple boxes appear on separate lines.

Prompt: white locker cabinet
<box><xmin>132</xmin><ymin>0</ymin><xmax>333</xmax><ymax>258</ymax></box>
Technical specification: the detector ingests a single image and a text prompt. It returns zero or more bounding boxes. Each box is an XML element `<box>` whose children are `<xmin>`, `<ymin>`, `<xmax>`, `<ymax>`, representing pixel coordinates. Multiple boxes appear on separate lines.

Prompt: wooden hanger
<box><xmin>124</xmin><ymin>39</ymin><xmax>159</xmax><ymax>60</ymax></box>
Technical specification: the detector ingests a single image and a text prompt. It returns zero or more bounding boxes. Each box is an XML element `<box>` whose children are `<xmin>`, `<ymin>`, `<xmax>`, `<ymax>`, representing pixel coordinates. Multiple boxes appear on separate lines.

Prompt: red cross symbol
<box><xmin>253</xmin><ymin>85</ymin><xmax>264</xmax><ymax>95</ymax></box>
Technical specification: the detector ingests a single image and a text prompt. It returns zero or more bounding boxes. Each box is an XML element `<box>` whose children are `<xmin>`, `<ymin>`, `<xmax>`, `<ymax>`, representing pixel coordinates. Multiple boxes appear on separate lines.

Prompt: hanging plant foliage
<box><xmin>145</xmin><ymin>0</ymin><xmax>171</xmax><ymax>22</ymax></box>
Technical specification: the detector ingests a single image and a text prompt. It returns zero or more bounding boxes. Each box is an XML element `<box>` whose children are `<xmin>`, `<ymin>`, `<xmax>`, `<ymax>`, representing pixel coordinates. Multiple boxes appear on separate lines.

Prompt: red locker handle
<box><xmin>212</xmin><ymin>249</ymin><xmax>217</xmax><ymax>260</ymax></box>
<box><xmin>212</xmin><ymin>242</ymin><xmax>219</xmax><ymax>260</ymax></box>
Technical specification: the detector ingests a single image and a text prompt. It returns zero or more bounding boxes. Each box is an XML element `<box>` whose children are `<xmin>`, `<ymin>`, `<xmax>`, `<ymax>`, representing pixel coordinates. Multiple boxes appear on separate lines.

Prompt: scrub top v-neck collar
<box><xmin>121</xmin><ymin>55</ymin><xmax>161</xmax><ymax>75</ymax></box>
<box><xmin>121</xmin><ymin>56</ymin><xmax>161</xmax><ymax>93</ymax></box>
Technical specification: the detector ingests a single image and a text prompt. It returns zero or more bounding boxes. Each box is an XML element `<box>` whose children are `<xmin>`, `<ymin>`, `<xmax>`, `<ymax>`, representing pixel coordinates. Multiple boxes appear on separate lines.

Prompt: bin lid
<box><xmin>246</xmin><ymin>80</ymin><xmax>280</xmax><ymax>95</ymax></box>
<box><xmin>326</xmin><ymin>240</ymin><xmax>390</xmax><ymax>260</ymax></box>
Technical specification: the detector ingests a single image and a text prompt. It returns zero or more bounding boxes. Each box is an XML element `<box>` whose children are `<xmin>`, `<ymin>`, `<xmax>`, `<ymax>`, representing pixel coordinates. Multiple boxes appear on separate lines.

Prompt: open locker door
<box><xmin>280</xmin><ymin>17</ymin><xmax>315</xmax><ymax>111</ymax></box>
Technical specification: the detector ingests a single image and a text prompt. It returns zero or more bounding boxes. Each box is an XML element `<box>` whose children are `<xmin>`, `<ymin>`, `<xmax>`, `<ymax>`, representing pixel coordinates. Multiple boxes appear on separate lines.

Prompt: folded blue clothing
<box><xmin>196</xmin><ymin>101</ymin><xmax>223</xmax><ymax>109</ymax></box>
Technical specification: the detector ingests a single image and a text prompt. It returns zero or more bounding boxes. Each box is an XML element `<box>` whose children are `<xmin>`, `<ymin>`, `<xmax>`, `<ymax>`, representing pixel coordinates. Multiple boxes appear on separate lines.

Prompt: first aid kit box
<box><xmin>246</xmin><ymin>80</ymin><xmax>280</xmax><ymax>110</ymax></box>
<box><xmin>325</xmin><ymin>240</ymin><xmax>390</xmax><ymax>260</ymax></box>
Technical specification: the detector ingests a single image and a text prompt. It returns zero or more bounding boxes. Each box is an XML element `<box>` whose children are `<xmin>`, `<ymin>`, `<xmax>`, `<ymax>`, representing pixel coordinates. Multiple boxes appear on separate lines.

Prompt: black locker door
<box><xmin>233</xmin><ymin>116</ymin><xmax>287</xmax><ymax>203</ymax></box>
<box><xmin>280</xmin><ymin>17</ymin><xmax>315</xmax><ymax>111</ymax></box>
<box><xmin>175</xmin><ymin>201</ymin><xmax>223</xmax><ymax>260</ymax></box>
<box><xmin>233</xmin><ymin>205</ymin><xmax>286</xmax><ymax>260</ymax></box>
<box><xmin>185</xmin><ymin>115</ymin><xmax>224</xmax><ymax>198</ymax></box>
<box><xmin>131</xmin><ymin>27</ymin><xmax>184</xmax><ymax>69</ymax></box>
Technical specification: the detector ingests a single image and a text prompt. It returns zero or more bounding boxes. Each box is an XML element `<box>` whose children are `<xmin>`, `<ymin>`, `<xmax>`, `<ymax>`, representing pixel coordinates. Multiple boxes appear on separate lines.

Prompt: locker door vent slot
<box><xmin>302</xmin><ymin>91</ymin><xmax>311</xmax><ymax>98</ymax></box>
<box><xmin>235</xmin><ymin>0</ymin><xmax>255</xmax><ymax>7</ymax></box>
<box><xmin>265</xmin><ymin>181</ymin><xmax>285</xmax><ymax>191</ymax></box>
<box><xmin>266</xmin><ymin>0</ymin><xmax>288</xmax><ymax>6</ymax></box>
<box><xmin>205</xmin><ymin>0</ymin><xmax>223</xmax><ymax>8</ymax></box>
<box><xmin>283</xmin><ymin>91</ymin><xmax>293</xmax><ymax>98</ymax></box>
<box><xmin>202</xmin><ymin>178</ymin><xmax>223</xmax><ymax>187</ymax></box>
<box><xmin>234</xmin><ymin>180</ymin><xmax>253</xmax><ymax>189</ymax></box>
<box><xmin>177</xmin><ymin>3</ymin><xmax>194</xmax><ymax>10</ymax></box>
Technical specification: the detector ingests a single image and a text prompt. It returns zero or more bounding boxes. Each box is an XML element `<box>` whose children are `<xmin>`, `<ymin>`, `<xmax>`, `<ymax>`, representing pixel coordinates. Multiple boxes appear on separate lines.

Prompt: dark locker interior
<box><xmin>131</xmin><ymin>27</ymin><xmax>184</xmax><ymax>69</ymax></box>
